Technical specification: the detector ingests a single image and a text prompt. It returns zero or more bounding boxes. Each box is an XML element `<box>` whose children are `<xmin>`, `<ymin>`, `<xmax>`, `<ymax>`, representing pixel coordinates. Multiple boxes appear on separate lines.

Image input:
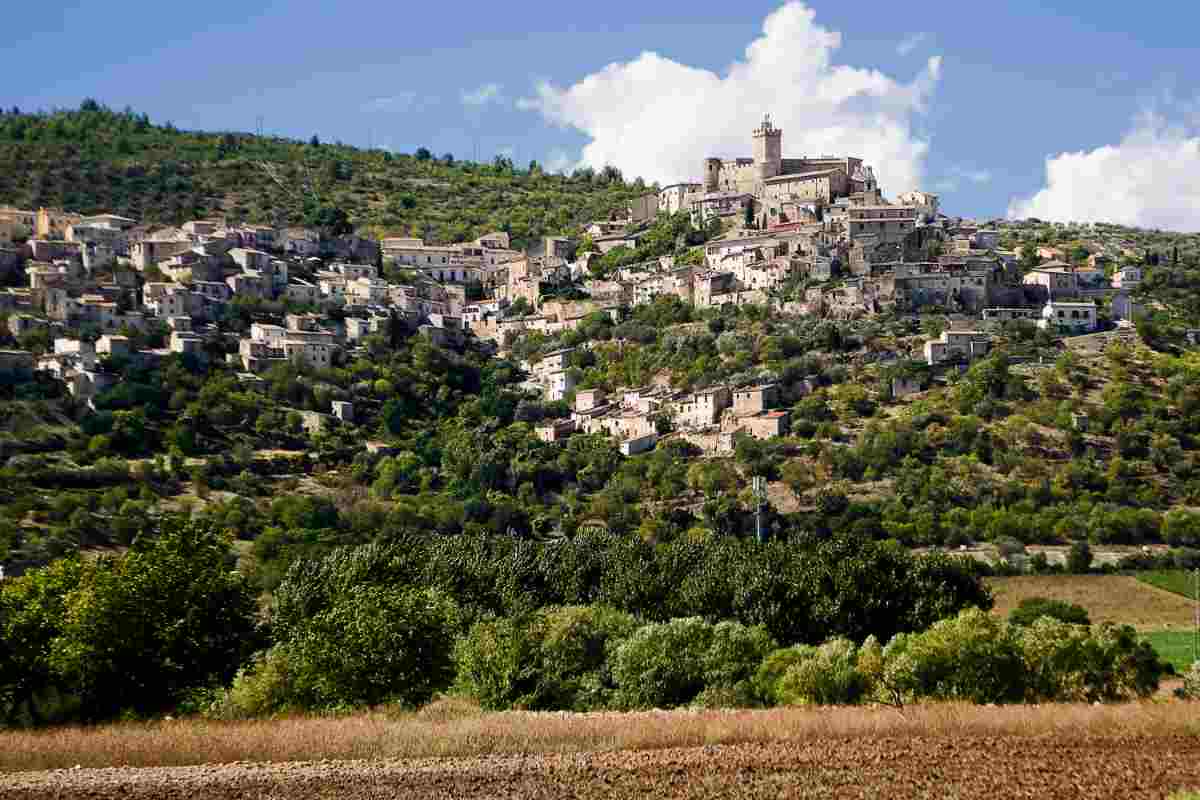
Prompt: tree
<box><xmin>1008</xmin><ymin>597</ymin><xmax>1091</xmax><ymax>627</ymax></box>
<box><xmin>279</xmin><ymin>585</ymin><xmax>459</xmax><ymax>709</ymax></box>
<box><xmin>46</xmin><ymin>518</ymin><xmax>259</xmax><ymax>720</ymax></box>
<box><xmin>1066</xmin><ymin>540</ymin><xmax>1093</xmax><ymax>574</ymax></box>
<box><xmin>309</xmin><ymin>134</ymin><xmax>320</xmax><ymax>147</ymax></box>
<box><xmin>0</xmin><ymin>559</ymin><xmax>83</xmax><ymax>724</ymax></box>
<box><xmin>415</xmin><ymin>147</ymin><xmax>432</xmax><ymax>161</ymax></box>
<box><xmin>304</xmin><ymin>204</ymin><xmax>352</xmax><ymax>238</ymax></box>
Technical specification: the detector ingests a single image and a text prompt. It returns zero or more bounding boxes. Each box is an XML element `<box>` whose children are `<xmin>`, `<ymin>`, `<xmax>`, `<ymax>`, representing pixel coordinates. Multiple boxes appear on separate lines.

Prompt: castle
<box><xmin>702</xmin><ymin>115</ymin><xmax>879</xmax><ymax>207</ymax></box>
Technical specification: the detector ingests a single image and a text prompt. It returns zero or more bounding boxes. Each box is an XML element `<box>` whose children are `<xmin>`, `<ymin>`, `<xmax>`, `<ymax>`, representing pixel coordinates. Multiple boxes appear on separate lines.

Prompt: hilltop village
<box><xmin>0</xmin><ymin>116</ymin><xmax>1155</xmax><ymax>458</ymax></box>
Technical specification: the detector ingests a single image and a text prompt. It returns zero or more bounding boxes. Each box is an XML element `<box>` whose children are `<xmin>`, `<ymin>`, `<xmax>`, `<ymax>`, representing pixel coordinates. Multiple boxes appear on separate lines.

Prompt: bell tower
<box><xmin>752</xmin><ymin>114</ymin><xmax>783</xmax><ymax>183</ymax></box>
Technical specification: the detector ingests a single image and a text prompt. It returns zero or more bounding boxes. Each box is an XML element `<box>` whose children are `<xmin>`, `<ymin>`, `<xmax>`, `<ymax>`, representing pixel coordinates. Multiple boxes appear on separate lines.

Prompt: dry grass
<box><xmin>988</xmin><ymin>575</ymin><xmax>1197</xmax><ymax>630</ymax></box>
<box><xmin>2</xmin><ymin>699</ymin><xmax>1198</xmax><ymax>773</ymax></box>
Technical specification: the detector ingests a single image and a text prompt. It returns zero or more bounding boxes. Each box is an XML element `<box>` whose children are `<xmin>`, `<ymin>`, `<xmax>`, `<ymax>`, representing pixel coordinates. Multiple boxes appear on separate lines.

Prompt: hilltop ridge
<box><xmin>0</xmin><ymin>101</ymin><xmax>644</xmax><ymax>248</ymax></box>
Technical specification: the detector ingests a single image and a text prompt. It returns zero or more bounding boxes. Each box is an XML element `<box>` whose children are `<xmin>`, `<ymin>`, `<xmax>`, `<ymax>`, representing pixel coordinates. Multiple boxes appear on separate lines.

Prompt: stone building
<box><xmin>701</xmin><ymin>116</ymin><xmax>876</xmax><ymax>209</ymax></box>
<box><xmin>923</xmin><ymin>330</ymin><xmax>991</xmax><ymax>366</ymax></box>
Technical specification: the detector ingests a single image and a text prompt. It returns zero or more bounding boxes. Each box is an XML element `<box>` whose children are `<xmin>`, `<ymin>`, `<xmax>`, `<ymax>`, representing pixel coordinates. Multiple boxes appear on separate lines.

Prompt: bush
<box><xmin>1177</xmin><ymin>662</ymin><xmax>1200</xmax><ymax>700</ymax></box>
<box><xmin>454</xmin><ymin>606</ymin><xmax>638</xmax><ymax>711</ymax></box>
<box><xmin>1019</xmin><ymin>617</ymin><xmax>1163</xmax><ymax>702</ymax></box>
<box><xmin>1008</xmin><ymin>597</ymin><xmax>1091</xmax><ymax>627</ymax></box>
<box><xmin>879</xmin><ymin>609</ymin><xmax>1028</xmax><ymax>705</ymax></box>
<box><xmin>609</xmin><ymin>618</ymin><xmax>775</xmax><ymax>709</ymax></box>
<box><xmin>753</xmin><ymin>645</ymin><xmax>816</xmax><ymax>706</ymax></box>
<box><xmin>207</xmin><ymin>647</ymin><xmax>296</xmax><ymax>719</ymax></box>
<box><xmin>773</xmin><ymin>638</ymin><xmax>873</xmax><ymax>706</ymax></box>
<box><xmin>876</xmin><ymin>609</ymin><xmax>1164</xmax><ymax>706</ymax></box>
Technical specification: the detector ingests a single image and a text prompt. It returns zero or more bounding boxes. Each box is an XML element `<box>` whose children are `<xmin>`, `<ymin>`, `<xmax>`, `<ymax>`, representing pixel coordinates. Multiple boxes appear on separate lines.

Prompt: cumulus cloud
<box><xmin>896</xmin><ymin>32</ymin><xmax>929</xmax><ymax>56</ymax></box>
<box><xmin>518</xmin><ymin>2</ymin><xmax>940</xmax><ymax>194</ymax></box>
<box><xmin>462</xmin><ymin>83</ymin><xmax>505</xmax><ymax>107</ymax></box>
<box><xmin>1009</xmin><ymin>112</ymin><xmax>1200</xmax><ymax>231</ymax></box>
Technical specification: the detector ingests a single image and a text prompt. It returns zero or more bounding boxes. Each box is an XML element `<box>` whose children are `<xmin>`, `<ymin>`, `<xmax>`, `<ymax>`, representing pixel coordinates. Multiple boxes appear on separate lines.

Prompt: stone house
<box><xmin>673</xmin><ymin>386</ymin><xmax>732</xmax><ymax>429</ymax></box>
<box><xmin>535</xmin><ymin>418</ymin><xmax>577</xmax><ymax>444</ymax></box>
<box><xmin>732</xmin><ymin>384</ymin><xmax>779</xmax><ymax>416</ymax></box>
<box><xmin>923</xmin><ymin>330</ymin><xmax>991</xmax><ymax>366</ymax></box>
<box><xmin>737</xmin><ymin>410</ymin><xmax>791</xmax><ymax>441</ymax></box>
<box><xmin>658</xmin><ymin>183</ymin><xmax>701</xmax><ymax>216</ymax></box>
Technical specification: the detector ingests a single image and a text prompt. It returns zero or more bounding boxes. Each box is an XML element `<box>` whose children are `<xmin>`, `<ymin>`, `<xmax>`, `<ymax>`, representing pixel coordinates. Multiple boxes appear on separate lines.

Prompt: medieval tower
<box><xmin>752</xmin><ymin>114</ymin><xmax>782</xmax><ymax>184</ymax></box>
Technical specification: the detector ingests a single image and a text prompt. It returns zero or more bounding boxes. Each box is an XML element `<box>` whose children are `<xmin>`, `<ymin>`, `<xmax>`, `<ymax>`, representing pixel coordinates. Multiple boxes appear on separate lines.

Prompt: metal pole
<box><xmin>753</xmin><ymin>475</ymin><xmax>764</xmax><ymax>544</ymax></box>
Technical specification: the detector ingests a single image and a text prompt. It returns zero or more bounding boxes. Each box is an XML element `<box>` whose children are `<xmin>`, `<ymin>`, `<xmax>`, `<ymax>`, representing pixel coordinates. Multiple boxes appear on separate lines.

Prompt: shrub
<box><xmin>753</xmin><ymin>645</ymin><xmax>817</xmax><ymax>706</ymax></box>
<box><xmin>879</xmin><ymin>609</ymin><xmax>1028</xmax><ymax>705</ymax></box>
<box><xmin>609</xmin><ymin>618</ymin><xmax>775</xmax><ymax>709</ymax></box>
<box><xmin>877</xmin><ymin>609</ymin><xmax>1165</xmax><ymax>706</ymax></box>
<box><xmin>774</xmin><ymin>638</ymin><xmax>871</xmax><ymax>706</ymax></box>
<box><xmin>1018</xmin><ymin>617</ymin><xmax>1161</xmax><ymax>702</ymax></box>
<box><xmin>1018</xmin><ymin>617</ymin><xmax>1098</xmax><ymax>701</ymax></box>
<box><xmin>1008</xmin><ymin>597</ymin><xmax>1091</xmax><ymax>627</ymax></box>
<box><xmin>207</xmin><ymin>647</ymin><xmax>296</xmax><ymax>719</ymax></box>
<box><xmin>454</xmin><ymin>606</ymin><xmax>638</xmax><ymax>711</ymax></box>
<box><xmin>702</xmin><ymin>621</ymin><xmax>778</xmax><ymax>694</ymax></box>
<box><xmin>1176</xmin><ymin>662</ymin><xmax>1200</xmax><ymax>700</ymax></box>
<box><xmin>1084</xmin><ymin>623</ymin><xmax>1164</xmax><ymax>700</ymax></box>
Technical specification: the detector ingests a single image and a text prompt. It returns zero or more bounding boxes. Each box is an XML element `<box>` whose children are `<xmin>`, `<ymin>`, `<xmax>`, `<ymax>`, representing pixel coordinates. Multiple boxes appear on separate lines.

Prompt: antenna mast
<box><xmin>752</xmin><ymin>475</ymin><xmax>766</xmax><ymax>543</ymax></box>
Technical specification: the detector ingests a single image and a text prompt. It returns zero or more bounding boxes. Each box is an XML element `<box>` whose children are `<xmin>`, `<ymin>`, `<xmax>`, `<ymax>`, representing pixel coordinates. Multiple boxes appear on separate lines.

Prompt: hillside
<box><xmin>0</xmin><ymin>101</ymin><xmax>645</xmax><ymax>247</ymax></box>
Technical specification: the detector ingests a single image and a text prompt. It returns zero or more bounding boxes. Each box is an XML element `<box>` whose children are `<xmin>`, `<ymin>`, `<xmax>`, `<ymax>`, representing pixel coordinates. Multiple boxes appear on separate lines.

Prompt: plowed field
<box><xmin>4</xmin><ymin>735</ymin><xmax>1200</xmax><ymax>799</ymax></box>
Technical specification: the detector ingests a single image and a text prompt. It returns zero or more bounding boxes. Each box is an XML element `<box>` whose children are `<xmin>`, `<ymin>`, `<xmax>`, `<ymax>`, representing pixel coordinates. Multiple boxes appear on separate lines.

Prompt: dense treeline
<box><xmin>0</xmin><ymin>518</ymin><xmax>995</xmax><ymax>724</ymax></box>
<box><xmin>271</xmin><ymin>531</ymin><xmax>991</xmax><ymax>647</ymax></box>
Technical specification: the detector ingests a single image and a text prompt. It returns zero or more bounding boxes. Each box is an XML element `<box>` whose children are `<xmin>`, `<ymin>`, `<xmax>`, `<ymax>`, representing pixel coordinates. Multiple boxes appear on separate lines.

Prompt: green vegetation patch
<box><xmin>1139</xmin><ymin>570</ymin><xmax>1200</xmax><ymax>600</ymax></box>
<box><xmin>1142</xmin><ymin>630</ymin><xmax>1200</xmax><ymax>673</ymax></box>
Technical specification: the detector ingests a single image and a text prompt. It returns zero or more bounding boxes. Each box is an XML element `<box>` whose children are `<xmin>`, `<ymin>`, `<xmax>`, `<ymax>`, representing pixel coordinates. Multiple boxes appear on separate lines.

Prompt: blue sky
<box><xmin>5</xmin><ymin>0</ymin><xmax>1200</xmax><ymax>227</ymax></box>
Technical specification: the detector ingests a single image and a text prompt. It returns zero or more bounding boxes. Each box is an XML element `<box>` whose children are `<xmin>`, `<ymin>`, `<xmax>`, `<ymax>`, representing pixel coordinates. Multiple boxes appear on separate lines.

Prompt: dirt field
<box><xmin>988</xmin><ymin>575</ymin><xmax>1197</xmax><ymax>630</ymax></box>
<box><xmin>3</xmin><ymin>736</ymin><xmax>1199</xmax><ymax>799</ymax></box>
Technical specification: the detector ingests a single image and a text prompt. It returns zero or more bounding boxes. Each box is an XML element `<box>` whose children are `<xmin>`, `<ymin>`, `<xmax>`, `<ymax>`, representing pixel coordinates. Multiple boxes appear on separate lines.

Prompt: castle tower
<box><xmin>703</xmin><ymin>157</ymin><xmax>722</xmax><ymax>193</ymax></box>
<box><xmin>752</xmin><ymin>114</ymin><xmax>783</xmax><ymax>184</ymax></box>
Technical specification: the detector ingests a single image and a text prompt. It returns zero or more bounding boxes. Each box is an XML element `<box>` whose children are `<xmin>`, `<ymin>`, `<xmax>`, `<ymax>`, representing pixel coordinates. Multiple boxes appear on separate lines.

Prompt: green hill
<box><xmin>0</xmin><ymin>100</ymin><xmax>646</xmax><ymax>248</ymax></box>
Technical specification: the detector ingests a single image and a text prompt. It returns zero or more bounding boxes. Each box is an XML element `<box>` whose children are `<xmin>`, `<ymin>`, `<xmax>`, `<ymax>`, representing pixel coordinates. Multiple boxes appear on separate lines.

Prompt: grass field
<box><xmin>0</xmin><ymin>701</ymin><xmax>1196</xmax><ymax>773</ymax></box>
<box><xmin>987</xmin><ymin>575</ymin><xmax>1197</xmax><ymax>630</ymax></box>
<box><xmin>1139</xmin><ymin>570</ymin><xmax>1200</xmax><ymax>600</ymax></box>
<box><xmin>1143</xmin><ymin>630</ymin><xmax>1200</xmax><ymax>672</ymax></box>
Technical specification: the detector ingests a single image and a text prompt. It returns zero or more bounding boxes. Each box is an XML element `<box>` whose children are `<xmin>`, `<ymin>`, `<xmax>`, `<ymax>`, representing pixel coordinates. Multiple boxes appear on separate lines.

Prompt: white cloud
<box><xmin>896</xmin><ymin>32</ymin><xmax>929</xmax><ymax>56</ymax></box>
<box><xmin>462</xmin><ymin>83</ymin><xmax>505</xmax><ymax>107</ymax></box>
<box><xmin>361</xmin><ymin>93</ymin><xmax>417</xmax><ymax>113</ymax></box>
<box><xmin>518</xmin><ymin>2</ymin><xmax>941</xmax><ymax>194</ymax></box>
<box><xmin>1009</xmin><ymin>112</ymin><xmax>1200</xmax><ymax>231</ymax></box>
